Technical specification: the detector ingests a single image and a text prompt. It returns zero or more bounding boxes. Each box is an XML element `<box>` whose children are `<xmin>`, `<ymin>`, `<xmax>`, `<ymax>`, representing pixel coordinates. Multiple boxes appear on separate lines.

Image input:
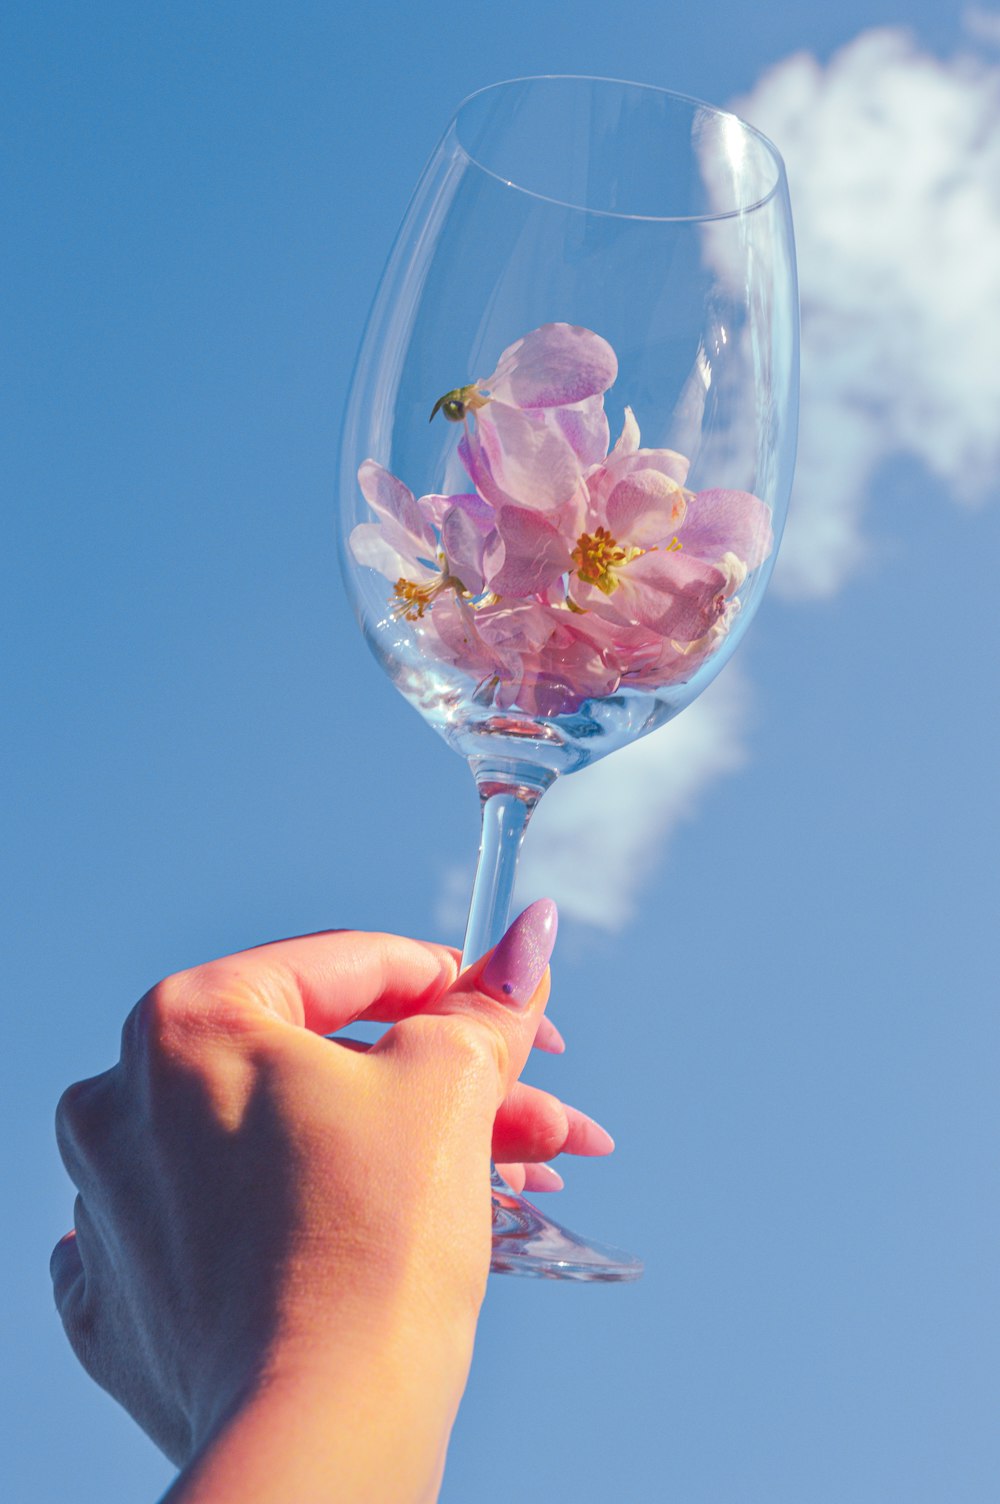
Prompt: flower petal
<box><xmin>458</xmin><ymin>430</ymin><xmax>512</xmax><ymax>509</ymax></box>
<box><xmin>349</xmin><ymin>524</ymin><xmax>434</xmax><ymax>583</ymax></box>
<box><xmin>553</xmin><ymin>396</ymin><xmax>610</xmax><ymax>469</ymax></box>
<box><xmin>680</xmin><ymin>489</ymin><xmax>774</xmax><ymax>572</ymax></box>
<box><xmin>476</xmin><ymin>403</ymin><xmax>587</xmax><ymax>510</ymax></box>
<box><xmin>476</xmin><ymin>599</ymin><xmax>554</xmax><ymax>654</ymax></box>
<box><xmin>418</xmin><ymin>490</ymin><xmax>480</xmax><ymax>529</ymax></box>
<box><xmin>484</xmin><ymin>504</ymin><xmax>573</xmax><ymax>598</ymax></box>
<box><xmin>358</xmin><ymin>460</ymin><xmax>436</xmax><ymax>555</ymax></box>
<box><xmin>440</xmin><ymin>495</ymin><xmax>494</xmax><ymax>594</ymax></box>
<box><xmin>586</xmin><ymin>445</ymin><xmax>691</xmax><ymax>514</ymax></box>
<box><xmin>610</xmin><ymin>406</ymin><xmax>641</xmax><ymax>457</ymax></box>
<box><xmin>482</xmin><ymin>323</ymin><xmax>618</xmax><ymax>409</ymax></box>
<box><xmin>576</xmin><ymin>550</ymin><xmax>726</xmax><ymax>641</ymax></box>
<box><xmin>606</xmin><ymin>469</ymin><xmax>687</xmax><ymax>547</ymax></box>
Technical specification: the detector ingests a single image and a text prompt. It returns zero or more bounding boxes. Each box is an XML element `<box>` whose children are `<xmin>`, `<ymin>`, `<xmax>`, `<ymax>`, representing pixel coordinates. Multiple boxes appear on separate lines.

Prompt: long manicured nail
<box><xmin>522</xmin><ymin>1162</ymin><xmax>565</xmax><ymax>1193</ymax></box>
<box><xmin>480</xmin><ymin>899</ymin><xmax>558</xmax><ymax>1009</ymax></box>
<box><xmin>533</xmin><ymin>1015</ymin><xmax>566</xmax><ymax>1054</ymax></box>
<box><xmin>562</xmin><ymin>1105</ymin><xmax>615</xmax><ymax>1156</ymax></box>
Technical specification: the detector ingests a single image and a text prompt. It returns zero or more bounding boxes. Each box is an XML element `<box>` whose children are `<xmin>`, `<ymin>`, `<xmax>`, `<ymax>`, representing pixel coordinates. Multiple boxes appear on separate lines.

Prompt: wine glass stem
<box><xmin>460</xmin><ymin>776</ymin><xmax>549</xmax><ymax>968</ymax></box>
<box><xmin>462</xmin><ymin>782</ymin><xmax>544</xmax><ymax>1202</ymax></box>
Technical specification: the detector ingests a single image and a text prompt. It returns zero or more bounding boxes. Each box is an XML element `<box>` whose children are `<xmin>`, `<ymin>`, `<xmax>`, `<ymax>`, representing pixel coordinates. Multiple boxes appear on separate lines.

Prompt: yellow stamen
<box><xmin>390</xmin><ymin>558</ymin><xmax>469</xmax><ymax>620</ymax></box>
<box><xmin>571</xmin><ymin>526</ymin><xmax>644</xmax><ymax>595</ymax></box>
<box><xmin>390</xmin><ymin>577</ymin><xmax>442</xmax><ymax>620</ymax></box>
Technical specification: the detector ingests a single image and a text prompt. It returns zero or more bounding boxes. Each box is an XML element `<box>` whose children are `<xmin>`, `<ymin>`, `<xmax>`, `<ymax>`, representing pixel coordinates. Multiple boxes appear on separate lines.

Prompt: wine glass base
<box><xmin>490</xmin><ymin>1178</ymin><xmax>643</xmax><ymax>1282</ymax></box>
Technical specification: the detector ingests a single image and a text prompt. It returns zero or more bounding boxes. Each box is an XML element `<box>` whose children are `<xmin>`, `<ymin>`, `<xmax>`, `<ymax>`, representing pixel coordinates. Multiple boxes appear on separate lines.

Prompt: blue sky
<box><xmin>3</xmin><ymin>3</ymin><xmax>999</xmax><ymax>1500</ymax></box>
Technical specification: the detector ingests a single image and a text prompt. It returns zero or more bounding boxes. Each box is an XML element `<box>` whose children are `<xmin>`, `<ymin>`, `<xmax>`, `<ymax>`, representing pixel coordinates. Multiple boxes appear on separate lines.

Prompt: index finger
<box><xmin>153</xmin><ymin>931</ymin><xmax>461</xmax><ymax>1038</ymax></box>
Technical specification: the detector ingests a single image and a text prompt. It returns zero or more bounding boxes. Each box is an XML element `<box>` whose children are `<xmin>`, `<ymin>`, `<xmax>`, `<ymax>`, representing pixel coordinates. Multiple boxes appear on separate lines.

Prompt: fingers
<box><xmin>333</xmin><ymin>1013</ymin><xmax>565</xmax><ymax>1056</ymax></box>
<box><xmin>137</xmin><ymin>932</ymin><xmax>461</xmax><ymax>1042</ymax></box>
<box><xmin>521</xmin><ymin>1162</ymin><xmax>565</xmax><ymax>1193</ymax></box>
<box><xmin>376</xmin><ymin>900</ymin><xmax>558</xmax><ymax>1107</ymax></box>
<box><xmin>496</xmin><ymin>1162</ymin><xmax>566</xmax><ymax>1194</ymax></box>
<box><xmin>492</xmin><ymin>1082</ymin><xmax>616</xmax><ymax>1163</ymax></box>
<box><xmin>234</xmin><ymin>930</ymin><xmax>461</xmax><ymax>1032</ymax></box>
<box><xmin>126</xmin><ymin>930</ymin><xmax>563</xmax><ymax>1062</ymax></box>
<box><xmin>533</xmin><ymin>1014</ymin><xmax>566</xmax><ymax>1054</ymax></box>
<box><xmin>54</xmin><ymin>1070</ymin><xmax>118</xmax><ymax>1188</ymax></box>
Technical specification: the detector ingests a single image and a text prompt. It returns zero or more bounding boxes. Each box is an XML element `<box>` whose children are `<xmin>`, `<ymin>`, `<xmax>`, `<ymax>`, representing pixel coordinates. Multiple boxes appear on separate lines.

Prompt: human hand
<box><xmin>51</xmin><ymin>902</ymin><xmax>612</xmax><ymax>1501</ymax></box>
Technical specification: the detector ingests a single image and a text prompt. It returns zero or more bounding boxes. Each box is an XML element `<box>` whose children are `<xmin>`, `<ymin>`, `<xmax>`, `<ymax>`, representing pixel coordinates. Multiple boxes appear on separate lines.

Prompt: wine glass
<box><xmin>338</xmin><ymin>77</ymin><xmax>798</xmax><ymax>1280</ymax></box>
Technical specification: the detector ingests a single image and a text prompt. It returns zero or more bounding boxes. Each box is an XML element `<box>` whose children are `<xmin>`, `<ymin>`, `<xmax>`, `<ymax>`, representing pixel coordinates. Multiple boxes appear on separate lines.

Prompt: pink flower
<box><xmin>482</xmin><ymin>409</ymin><xmax>735</xmax><ymax>645</ymax></box>
<box><xmin>454</xmin><ymin>323</ymin><xmax>618</xmax><ymax>511</ymax></box>
<box><xmin>425</xmin><ymin>596</ymin><xmax>623</xmax><ymax>718</ymax></box>
<box><xmin>352</xmin><ymin>326</ymin><xmax>773</xmax><ymax>717</ymax></box>
<box><xmin>349</xmin><ymin>460</ymin><xmax>492</xmax><ymax>617</ymax></box>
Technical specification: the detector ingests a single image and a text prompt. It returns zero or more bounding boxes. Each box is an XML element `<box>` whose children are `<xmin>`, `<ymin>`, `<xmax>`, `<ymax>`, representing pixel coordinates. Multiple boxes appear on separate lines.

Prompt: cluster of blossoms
<box><xmin>350</xmin><ymin>324</ymin><xmax>772</xmax><ymax>717</ymax></box>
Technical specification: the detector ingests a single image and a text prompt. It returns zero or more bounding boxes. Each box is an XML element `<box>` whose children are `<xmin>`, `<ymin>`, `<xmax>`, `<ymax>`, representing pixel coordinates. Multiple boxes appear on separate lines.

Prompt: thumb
<box><xmin>375</xmin><ymin>899</ymin><xmax>558</xmax><ymax>1107</ymax></box>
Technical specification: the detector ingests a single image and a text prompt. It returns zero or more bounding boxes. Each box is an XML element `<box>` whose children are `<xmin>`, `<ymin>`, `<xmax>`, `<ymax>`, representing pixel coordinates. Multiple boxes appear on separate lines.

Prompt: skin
<box><xmin>51</xmin><ymin>927</ymin><xmax>610</xmax><ymax>1503</ymax></box>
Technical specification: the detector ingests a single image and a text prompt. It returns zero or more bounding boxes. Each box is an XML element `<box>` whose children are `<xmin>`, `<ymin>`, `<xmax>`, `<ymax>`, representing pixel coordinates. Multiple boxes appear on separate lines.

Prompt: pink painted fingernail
<box><xmin>563</xmin><ymin>1105</ymin><xmax>616</xmax><ymax>1156</ymax></box>
<box><xmin>480</xmin><ymin>899</ymin><xmax>558</xmax><ymax>1010</ymax></box>
<box><xmin>522</xmin><ymin>1162</ymin><xmax>565</xmax><ymax>1193</ymax></box>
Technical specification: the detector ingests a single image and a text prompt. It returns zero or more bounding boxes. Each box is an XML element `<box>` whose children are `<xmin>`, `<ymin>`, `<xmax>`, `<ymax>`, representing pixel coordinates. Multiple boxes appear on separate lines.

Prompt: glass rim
<box><xmin>449</xmin><ymin>73</ymin><xmax>788</xmax><ymax>225</ymax></box>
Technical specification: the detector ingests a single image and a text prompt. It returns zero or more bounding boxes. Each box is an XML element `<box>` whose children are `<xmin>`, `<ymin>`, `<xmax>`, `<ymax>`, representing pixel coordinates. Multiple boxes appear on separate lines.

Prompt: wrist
<box><xmin>168</xmin><ymin>1280</ymin><xmax>478</xmax><ymax>1504</ymax></box>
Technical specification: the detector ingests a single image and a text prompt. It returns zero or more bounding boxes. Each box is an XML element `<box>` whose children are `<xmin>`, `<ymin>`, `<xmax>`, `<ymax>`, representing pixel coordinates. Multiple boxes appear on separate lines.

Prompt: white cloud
<box><xmin>736</xmin><ymin>27</ymin><xmax>1000</xmax><ymax>598</ymax></box>
<box><xmin>512</xmin><ymin>672</ymin><xmax>749</xmax><ymax>930</ymax></box>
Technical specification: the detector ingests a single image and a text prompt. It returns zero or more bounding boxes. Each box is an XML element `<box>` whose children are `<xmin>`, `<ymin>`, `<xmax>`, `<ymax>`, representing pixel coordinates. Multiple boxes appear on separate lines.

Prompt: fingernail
<box><xmin>563</xmin><ymin>1105</ymin><xmax>616</xmax><ymax>1156</ymax></box>
<box><xmin>533</xmin><ymin>1015</ymin><xmax>566</xmax><ymax>1054</ymax></box>
<box><xmin>522</xmin><ymin>1162</ymin><xmax>565</xmax><ymax>1193</ymax></box>
<box><xmin>480</xmin><ymin>899</ymin><xmax>558</xmax><ymax>1010</ymax></box>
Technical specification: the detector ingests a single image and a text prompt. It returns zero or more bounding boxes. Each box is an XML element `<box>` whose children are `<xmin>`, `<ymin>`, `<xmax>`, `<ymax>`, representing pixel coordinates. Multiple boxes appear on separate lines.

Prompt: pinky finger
<box><xmin>495</xmin><ymin>1162</ymin><xmax>565</xmax><ymax>1194</ymax></box>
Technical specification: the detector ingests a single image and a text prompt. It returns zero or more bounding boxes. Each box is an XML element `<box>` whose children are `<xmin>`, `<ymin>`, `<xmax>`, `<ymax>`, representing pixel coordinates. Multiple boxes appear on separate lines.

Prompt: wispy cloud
<box><xmin>964</xmin><ymin>7</ymin><xmax>1000</xmax><ymax>47</ymax></box>
<box><xmin>738</xmin><ymin>27</ymin><xmax>1000</xmax><ymax>598</ymax></box>
<box><xmin>438</xmin><ymin>27</ymin><xmax>1000</xmax><ymax>933</ymax></box>
<box><xmin>513</xmin><ymin>672</ymin><xmax>749</xmax><ymax>930</ymax></box>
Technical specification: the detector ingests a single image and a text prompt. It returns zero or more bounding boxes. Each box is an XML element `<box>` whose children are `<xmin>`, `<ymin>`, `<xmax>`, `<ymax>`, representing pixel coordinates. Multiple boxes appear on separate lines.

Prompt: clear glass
<box><xmin>338</xmin><ymin>77</ymin><xmax>798</xmax><ymax>1280</ymax></box>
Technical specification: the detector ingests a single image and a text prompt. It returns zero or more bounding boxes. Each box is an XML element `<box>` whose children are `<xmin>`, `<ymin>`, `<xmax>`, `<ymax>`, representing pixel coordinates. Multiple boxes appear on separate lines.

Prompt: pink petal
<box><xmin>358</xmin><ymin>460</ymin><xmax>435</xmax><ymax>554</ymax></box>
<box><xmin>349</xmin><ymin>524</ymin><xmax>435</xmax><ymax>583</ymax></box>
<box><xmin>610</xmin><ymin>406</ymin><xmax>641</xmax><ymax>457</ymax></box>
<box><xmin>419</xmin><ymin>490</ymin><xmax>479</xmax><ymax>529</ymax></box>
<box><xmin>458</xmin><ymin>430</ymin><xmax>512</xmax><ymax>509</ymax></box>
<box><xmin>606</xmin><ymin>470</ymin><xmax>687</xmax><ymax>547</ymax></box>
<box><xmin>586</xmin><ymin>445</ymin><xmax>691</xmax><ymax>514</ymax></box>
<box><xmin>482</xmin><ymin>323</ymin><xmax>618</xmax><ymax>409</ymax></box>
<box><xmin>440</xmin><ymin>495</ymin><xmax>494</xmax><ymax>594</ymax></box>
<box><xmin>514</xmin><ymin>625</ymin><xmax>622</xmax><ymax>716</ymax></box>
<box><xmin>476</xmin><ymin>600</ymin><xmax>554</xmax><ymax>654</ymax></box>
<box><xmin>680</xmin><ymin>490</ymin><xmax>774</xmax><ymax>572</ymax></box>
<box><xmin>553</xmin><ymin>395</ymin><xmax>610</xmax><ymax>468</ymax></box>
<box><xmin>577</xmin><ymin>550</ymin><xmax>726</xmax><ymax>641</ymax></box>
<box><xmin>422</xmin><ymin>597</ymin><xmax>495</xmax><ymax>681</ymax></box>
<box><xmin>484</xmin><ymin>504</ymin><xmax>573</xmax><ymax>598</ymax></box>
<box><xmin>476</xmin><ymin>403</ymin><xmax>586</xmax><ymax>510</ymax></box>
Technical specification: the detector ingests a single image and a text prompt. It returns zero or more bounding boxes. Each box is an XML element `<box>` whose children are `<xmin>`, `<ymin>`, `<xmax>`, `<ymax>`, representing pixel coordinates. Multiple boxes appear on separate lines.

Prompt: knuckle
<box><xmin>436</xmin><ymin>1013</ymin><xmax>509</xmax><ymax>1086</ymax></box>
<box><xmin>125</xmin><ymin>975</ymin><xmax>193</xmax><ymax>1057</ymax></box>
<box><xmin>126</xmin><ymin>964</ymin><xmax>263</xmax><ymax>1064</ymax></box>
<box><xmin>55</xmin><ymin>1074</ymin><xmax>113</xmax><ymax>1166</ymax></box>
<box><xmin>54</xmin><ymin>1078</ymin><xmax>85</xmax><ymax>1137</ymax></box>
<box><xmin>531</xmin><ymin>1099</ymin><xmax>570</xmax><ymax>1162</ymax></box>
